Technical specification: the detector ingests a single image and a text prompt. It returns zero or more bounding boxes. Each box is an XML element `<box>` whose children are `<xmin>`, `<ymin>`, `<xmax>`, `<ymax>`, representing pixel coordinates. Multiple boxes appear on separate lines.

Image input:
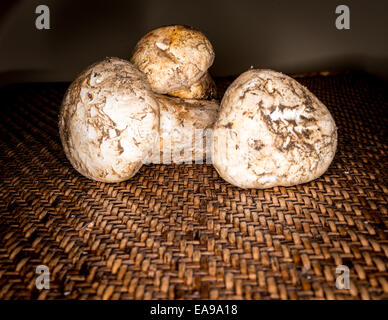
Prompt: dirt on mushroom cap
<box><xmin>59</xmin><ymin>57</ymin><xmax>160</xmax><ymax>182</ymax></box>
<box><xmin>169</xmin><ymin>72</ymin><xmax>218</xmax><ymax>100</ymax></box>
<box><xmin>212</xmin><ymin>69</ymin><xmax>337</xmax><ymax>189</ymax></box>
<box><xmin>130</xmin><ymin>25</ymin><xmax>215</xmax><ymax>94</ymax></box>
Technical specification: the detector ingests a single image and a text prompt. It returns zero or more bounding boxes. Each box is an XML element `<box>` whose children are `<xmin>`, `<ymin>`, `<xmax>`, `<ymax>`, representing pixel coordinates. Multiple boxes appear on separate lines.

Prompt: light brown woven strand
<box><xmin>0</xmin><ymin>72</ymin><xmax>387</xmax><ymax>300</ymax></box>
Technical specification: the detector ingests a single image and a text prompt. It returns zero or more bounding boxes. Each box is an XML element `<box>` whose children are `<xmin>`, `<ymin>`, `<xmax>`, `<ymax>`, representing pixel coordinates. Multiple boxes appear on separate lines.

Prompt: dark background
<box><xmin>0</xmin><ymin>0</ymin><xmax>387</xmax><ymax>86</ymax></box>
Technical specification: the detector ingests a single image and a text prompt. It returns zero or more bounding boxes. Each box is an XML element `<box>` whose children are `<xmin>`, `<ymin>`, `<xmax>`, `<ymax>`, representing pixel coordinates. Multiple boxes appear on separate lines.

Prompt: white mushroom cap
<box><xmin>212</xmin><ymin>69</ymin><xmax>337</xmax><ymax>189</ymax></box>
<box><xmin>146</xmin><ymin>94</ymin><xmax>219</xmax><ymax>164</ymax></box>
<box><xmin>130</xmin><ymin>25</ymin><xmax>215</xmax><ymax>94</ymax></box>
<box><xmin>59</xmin><ymin>57</ymin><xmax>159</xmax><ymax>182</ymax></box>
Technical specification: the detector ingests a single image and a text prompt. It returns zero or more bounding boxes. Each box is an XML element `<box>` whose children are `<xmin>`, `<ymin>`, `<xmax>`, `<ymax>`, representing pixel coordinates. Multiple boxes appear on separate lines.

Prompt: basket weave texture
<box><xmin>0</xmin><ymin>72</ymin><xmax>387</xmax><ymax>300</ymax></box>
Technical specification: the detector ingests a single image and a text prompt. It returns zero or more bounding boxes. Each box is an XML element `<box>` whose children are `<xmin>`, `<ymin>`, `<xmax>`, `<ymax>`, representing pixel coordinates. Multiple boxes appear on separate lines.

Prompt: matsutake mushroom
<box><xmin>59</xmin><ymin>57</ymin><xmax>159</xmax><ymax>182</ymax></box>
<box><xmin>130</xmin><ymin>25</ymin><xmax>215</xmax><ymax>95</ymax></box>
<box><xmin>211</xmin><ymin>69</ymin><xmax>337</xmax><ymax>189</ymax></box>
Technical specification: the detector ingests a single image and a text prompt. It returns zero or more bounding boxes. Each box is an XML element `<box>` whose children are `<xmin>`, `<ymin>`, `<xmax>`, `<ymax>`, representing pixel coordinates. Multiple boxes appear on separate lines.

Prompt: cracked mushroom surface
<box><xmin>147</xmin><ymin>94</ymin><xmax>219</xmax><ymax>164</ymax></box>
<box><xmin>212</xmin><ymin>69</ymin><xmax>337</xmax><ymax>189</ymax></box>
<box><xmin>59</xmin><ymin>57</ymin><xmax>159</xmax><ymax>182</ymax></box>
<box><xmin>169</xmin><ymin>72</ymin><xmax>217</xmax><ymax>99</ymax></box>
<box><xmin>130</xmin><ymin>25</ymin><xmax>215</xmax><ymax>94</ymax></box>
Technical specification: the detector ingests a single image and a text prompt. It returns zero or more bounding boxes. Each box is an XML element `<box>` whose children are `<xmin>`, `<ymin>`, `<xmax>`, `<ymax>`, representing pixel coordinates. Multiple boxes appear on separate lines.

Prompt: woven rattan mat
<box><xmin>0</xmin><ymin>72</ymin><xmax>387</xmax><ymax>300</ymax></box>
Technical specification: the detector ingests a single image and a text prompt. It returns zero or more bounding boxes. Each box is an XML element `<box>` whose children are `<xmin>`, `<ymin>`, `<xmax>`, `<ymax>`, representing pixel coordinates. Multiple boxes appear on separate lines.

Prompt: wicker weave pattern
<box><xmin>0</xmin><ymin>73</ymin><xmax>387</xmax><ymax>300</ymax></box>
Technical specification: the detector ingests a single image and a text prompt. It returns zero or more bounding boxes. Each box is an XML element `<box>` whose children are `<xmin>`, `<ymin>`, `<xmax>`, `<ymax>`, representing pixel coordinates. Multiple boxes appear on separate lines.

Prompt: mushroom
<box><xmin>146</xmin><ymin>94</ymin><xmax>219</xmax><ymax>164</ymax></box>
<box><xmin>211</xmin><ymin>69</ymin><xmax>337</xmax><ymax>189</ymax></box>
<box><xmin>169</xmin><ymin>72</ymin><xmax>217</xmax><ymax>100</ymax></box>
<box><xmin>130</xmin><ymin>25</ymin><xmax>215</xmax><ymax>94</ymax></box>
<box><xmin>59</xmin><ymin>57</ymin><xmax>159</xmax><ymax>182</ymax></box>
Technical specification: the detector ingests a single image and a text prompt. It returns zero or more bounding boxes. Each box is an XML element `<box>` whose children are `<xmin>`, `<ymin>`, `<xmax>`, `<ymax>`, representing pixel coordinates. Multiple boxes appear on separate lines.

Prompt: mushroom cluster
<box><xmin>59</xmin><ymin>25</ymin><xmax>218</xmax><ymax>182</ymax></box>
<box><xmin>59</xmin><ymin>25</ymin><xmax>337</xmax><ymax>188</ymax></box>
